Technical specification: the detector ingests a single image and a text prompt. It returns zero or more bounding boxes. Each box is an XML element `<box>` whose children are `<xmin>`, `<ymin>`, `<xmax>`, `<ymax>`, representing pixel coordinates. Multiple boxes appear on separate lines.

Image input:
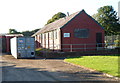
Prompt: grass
<box><xmin>35</xmin><ymin>48</ymin><xmax>51</xmax><ymax>56</ymax></box>
<box><xmin>65</xmin><ymin>54</ymin><xmax>120</xmax><ymax>77</ymax></box>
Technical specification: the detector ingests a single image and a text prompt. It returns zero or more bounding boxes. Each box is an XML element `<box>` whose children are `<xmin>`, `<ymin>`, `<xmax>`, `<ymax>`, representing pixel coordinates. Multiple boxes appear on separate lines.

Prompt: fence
<box><xmin>62</xmin><ymin>43</ymin><xmax>105</xmax><ymax>52</ymax></box>
<box><xmin>105</xmin><ymin>35</ymin><xmax>120</xmax><ymax>43</ymax></box>
<box><xmin>36</xmin><ymin>43</ymin><xmax>119</xmax><ymax>58</ymax></box>
<box><xmin>39</xmin><ymin>43</ymin><xmax>119</xmax><ymax>52</ymax></box>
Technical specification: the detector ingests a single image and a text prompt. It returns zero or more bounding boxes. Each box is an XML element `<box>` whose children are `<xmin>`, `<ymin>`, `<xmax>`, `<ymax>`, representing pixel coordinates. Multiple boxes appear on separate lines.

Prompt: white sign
<box><xmin>64</xmin><ymin>33</ymin><xmax>70</xmax><ymax>37</ymax></box>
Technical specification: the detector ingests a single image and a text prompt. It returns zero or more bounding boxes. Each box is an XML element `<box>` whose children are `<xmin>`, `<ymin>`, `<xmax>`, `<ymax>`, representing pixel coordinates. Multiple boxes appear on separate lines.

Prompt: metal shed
<box><xmin>11</xmin><ymin>37</ymin><xmax>35</xmax><ymax>59</ymax></box>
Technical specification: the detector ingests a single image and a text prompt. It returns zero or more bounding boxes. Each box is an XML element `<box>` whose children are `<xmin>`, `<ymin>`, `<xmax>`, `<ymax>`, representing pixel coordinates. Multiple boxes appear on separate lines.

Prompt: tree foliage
<box><xmin>46</xmin><ymin>12</ymin><xmax>66</xmax><ymax>25</ymax></box>
<box><xmin>9</xmin><ymin>29</ymin><xmax>21</xmax><ymax>34</ymax></box>
<box><xmin>22</xmin><ymin>29</ymin><xmax>39</xmax><ymax>36</ymax></box>
<box><xmin>92</xmin><ymin>6</ymin><xmax>120</xmax><ymax>35</ymax></box>
<box><xmin>8</xmin><ymin>28</ymin><xmax>39</xmax><ymax>36</ymax></box>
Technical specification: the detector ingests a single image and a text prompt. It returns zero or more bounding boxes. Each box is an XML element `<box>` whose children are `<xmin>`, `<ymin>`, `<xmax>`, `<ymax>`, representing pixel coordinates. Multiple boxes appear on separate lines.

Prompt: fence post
<box><xmin>70</xmin><ymin>44</ymin><xmax>72</xmax><ymax>52</ymax></box>
<box><xmin>97</xmin><ymin>43</ymin><xmax>98</xmax><ymax>51</ymax></box>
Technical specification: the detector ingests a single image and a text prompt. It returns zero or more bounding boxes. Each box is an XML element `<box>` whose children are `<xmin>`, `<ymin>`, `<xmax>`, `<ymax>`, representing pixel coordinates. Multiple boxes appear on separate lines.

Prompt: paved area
<box><xmin>0</xmin><ymin>55</ymin><xmax>119</xmax><ymax>81</ymax></box>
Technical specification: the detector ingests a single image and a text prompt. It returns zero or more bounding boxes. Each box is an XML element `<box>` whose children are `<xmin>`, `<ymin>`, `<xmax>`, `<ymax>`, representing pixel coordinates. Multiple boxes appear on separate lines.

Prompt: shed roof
<box><xmin>5</xmin><ymin>34</ymin><xmax>23</xmax><ymax>36</ymax></box>
<box><xmin>0</xmin><ymin>34</ymin><xmax>23</xmax><ymax>36</ymax></box>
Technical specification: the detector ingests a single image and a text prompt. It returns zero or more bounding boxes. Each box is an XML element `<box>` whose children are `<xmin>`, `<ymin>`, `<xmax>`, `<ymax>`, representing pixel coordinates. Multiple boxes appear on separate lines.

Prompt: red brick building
<box><xmin>0</xmin><ymin>34</ymin><xmax>23</xmax><ymax>53</ymax></box>
<box><xmin>32</xmin><ymin>10</ymin><xmax>104</xmax><ymax>52</ymax></box>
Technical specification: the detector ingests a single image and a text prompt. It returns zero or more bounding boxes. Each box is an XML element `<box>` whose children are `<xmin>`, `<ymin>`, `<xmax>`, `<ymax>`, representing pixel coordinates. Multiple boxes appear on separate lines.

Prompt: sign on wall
<box><xmin>64</xmin><ymin>33</ymin><xmax>70</xmax><ymax>37</ymax></box>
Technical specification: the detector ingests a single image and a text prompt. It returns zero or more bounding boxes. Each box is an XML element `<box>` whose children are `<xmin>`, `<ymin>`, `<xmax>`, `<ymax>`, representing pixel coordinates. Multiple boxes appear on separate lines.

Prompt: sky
<box><xmin>0</xmin><ymin>0</ymin><xmax>119</xmax><ymax>34</ymax></box>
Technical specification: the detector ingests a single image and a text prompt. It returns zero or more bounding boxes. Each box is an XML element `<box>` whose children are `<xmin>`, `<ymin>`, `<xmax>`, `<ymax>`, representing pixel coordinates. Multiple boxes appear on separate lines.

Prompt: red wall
<box><xmin>0</xmin><ymin>36</ymin><xmax>6</xmax><ymax>53</ymax></box>
<box><xmin>6</xmin><ymin>36</ymin><xmax>15</xmax><ymax>53</ymax></box>
<box><xmin>0</xmin><ymin>36</ymin><xmax>23</xmax><ymax>53</ymax></box>
<box><xmin>61</xmin><ymin>11</ymin><xmax>104</xmax><ymax>52</ymax></box>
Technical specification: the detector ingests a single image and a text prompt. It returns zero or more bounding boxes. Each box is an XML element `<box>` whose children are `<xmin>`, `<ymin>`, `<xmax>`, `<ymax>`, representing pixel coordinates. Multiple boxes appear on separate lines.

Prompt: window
<box><xmin>40</xmin><ymin>34</ymin><xmax>42</xmax><ymax>43</ymax></box>
<box><xmin>49</xmin><ymin>31</ymin><xmax>54</xmax><ymax>39</ymax></box>
<box><xmin>51</xmin><ymin>32</ymin><xmax>53</xmax><ymax>39</ymax></box>
<box><xmin>56</xmin><ymin>31</ymin><xmax>57</xmax><ymax>39</ymax></box>
<box><xmin>64</xmin><ymin>33</ymin><xmax>70</xmax><ymax>37</ymax></box>
<box><xmin>74</xmin><ymin>29</ymin><xmax>89</xmax><ymax>38</ymax></box>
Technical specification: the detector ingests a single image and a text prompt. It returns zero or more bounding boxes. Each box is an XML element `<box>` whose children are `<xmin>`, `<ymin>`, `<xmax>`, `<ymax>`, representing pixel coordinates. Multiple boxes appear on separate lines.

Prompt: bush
<box><xmin>114</xmin><ymin>40</ymin><xmax>120</xmax><ymax>47</ymax></box>
<box><xmin>35</xmin><ymin>48</ymin><xmax>42</xmax><ymax>56</ymax></box>
<box><xmin>35</xmin><ymin>48</ymin><xmax>51</xmax><ymax>56</ymax></box>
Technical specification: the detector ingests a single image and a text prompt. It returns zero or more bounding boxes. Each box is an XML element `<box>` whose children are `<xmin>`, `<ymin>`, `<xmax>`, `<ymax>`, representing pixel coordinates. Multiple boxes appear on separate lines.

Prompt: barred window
<box><xmin>74</xmin><ymin>29</ymin><xmax>89</xmax><ymax>38</ymax></box>
<box><xmin>56</xmin><ymin>31</ymin><xmax>57</xmax><ymax>39</ymax></box>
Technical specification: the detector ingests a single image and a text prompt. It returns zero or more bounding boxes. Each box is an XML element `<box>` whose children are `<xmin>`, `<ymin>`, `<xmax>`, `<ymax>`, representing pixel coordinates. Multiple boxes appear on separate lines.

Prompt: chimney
<box><xmin>67</xmin><ymin>12</ymin><xmax>69</xmax><ymax>16</ymax></box>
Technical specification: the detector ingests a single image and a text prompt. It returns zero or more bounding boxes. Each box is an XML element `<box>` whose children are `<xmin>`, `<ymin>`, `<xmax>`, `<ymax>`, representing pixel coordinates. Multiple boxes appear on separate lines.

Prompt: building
<box><xmin>0</xmin><ymin>34</ymin><xmax>23</xmax><ymax>53</ymax></box>
<box><xmin>32</xmin><ymin>10</ymin><xmax>104</xmax><ymax>52</ymax></box>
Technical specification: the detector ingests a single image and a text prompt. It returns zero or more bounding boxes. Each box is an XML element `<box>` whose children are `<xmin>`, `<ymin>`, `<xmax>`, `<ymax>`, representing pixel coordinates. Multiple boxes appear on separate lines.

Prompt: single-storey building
<box><xmin>32</xmin><ymin>10</ymin><xmax>104</xmax><ymax>52</ymax></box>
<box><xmin>0</xmin><ymin>34</ymin><xmax>23</xmax><ymax>53</ymax></box>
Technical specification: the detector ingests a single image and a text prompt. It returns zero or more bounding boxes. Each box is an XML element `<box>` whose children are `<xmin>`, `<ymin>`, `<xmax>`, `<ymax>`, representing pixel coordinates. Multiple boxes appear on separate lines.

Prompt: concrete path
<box><xmin>1</xmin><ymin>55</ymin><xmax>118</xmax><ymax>82</ymax></box>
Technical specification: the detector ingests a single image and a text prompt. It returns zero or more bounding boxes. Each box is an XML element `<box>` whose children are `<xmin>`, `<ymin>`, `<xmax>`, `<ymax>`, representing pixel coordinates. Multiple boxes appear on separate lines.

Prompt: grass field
<box><xmin>65</xmin><ymin>54</ymin><xmax>119</xmax><ymax>77</ymax></box>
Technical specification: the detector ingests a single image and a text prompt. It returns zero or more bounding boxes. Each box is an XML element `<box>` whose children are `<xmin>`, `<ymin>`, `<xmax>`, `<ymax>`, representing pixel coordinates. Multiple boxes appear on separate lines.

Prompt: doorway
<box><xmin>96</xmin><ymin>33</ymin><xmax>102</xmax><ymax>47</ymax></box>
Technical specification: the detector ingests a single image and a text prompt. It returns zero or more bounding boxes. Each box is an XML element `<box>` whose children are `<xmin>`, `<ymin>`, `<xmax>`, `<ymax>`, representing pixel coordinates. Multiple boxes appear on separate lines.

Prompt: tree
<box><xmin>9</xmin><ymin>28</ymin><xmax>39</xmax><ymax>36</ymax></box>
<box><xmin>46</xmin><ymin>12</ymin><xmax>66</xmax><ymax>25</ymax></box>
<box><xmin>21</xmin><ymin>28</ymin><xmax>39</xmax><ymax>36</ymax></box>
<box><xmin>9</xmin><ymin>29</ymin><xmax>21</xmax><ymax>34</ymax></box>
<box><xmin>31</xmin><ymin>28</ymin><xmax>39</xmax><ymax>34</ymax></box>
<box><xmin>22</xmin><ymin>31</ymin><xmax>32</xmax><ymax>36</ymax></box>
<box><xmin>92</xmin><ymin>6</ymin><xmax>120</xmax><ymax>35</ymax></box>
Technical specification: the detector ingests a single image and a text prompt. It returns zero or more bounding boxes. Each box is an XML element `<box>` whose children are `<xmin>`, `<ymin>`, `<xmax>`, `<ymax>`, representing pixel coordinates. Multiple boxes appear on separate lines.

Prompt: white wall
<box><xmin>37</xmin><ymin>29</ymin><xmax>61</xmax><ymax>50</ymax></box>
<box><xmin>48</xmin><ymin>29</ymin><xmax>61</xmax><ymax>50</ymax></box>
<box><xmin>11</xmin><ymin>37</ymin><xmax>17</xmax><ymax>58</ymax></box>
<box><xmin>45</xmin><ymin>33</ymin><xmax>49</xmax><ymax>48</ymax></box>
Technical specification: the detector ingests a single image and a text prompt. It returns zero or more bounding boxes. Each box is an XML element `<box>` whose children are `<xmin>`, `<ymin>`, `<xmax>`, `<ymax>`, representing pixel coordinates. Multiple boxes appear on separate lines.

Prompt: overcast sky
<box><xmin>0</xmin><ymin>0</ymin><xmax>119</xmax><ymax>34</ymax></box>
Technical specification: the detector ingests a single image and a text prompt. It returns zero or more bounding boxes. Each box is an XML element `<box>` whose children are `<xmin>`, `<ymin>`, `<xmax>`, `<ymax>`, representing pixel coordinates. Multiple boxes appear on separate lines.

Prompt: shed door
<box><xmin>26</xmin><ymin>38</ymin><xmax>35</xmax><ymax>57</ymax></box>
<box><xmin>17</xmin><ymin>38</ymin><xmax>35</xmax><ymax>58</ymax></box>
<box><xmin>17</xmin><ymin>38</ymin><xmax>26</xmax><ymax>58</ymax></box>
<box><xmin>96</xmin><ymin>33</ymin><xmax>102</xmax><ymax>47</ymax></box>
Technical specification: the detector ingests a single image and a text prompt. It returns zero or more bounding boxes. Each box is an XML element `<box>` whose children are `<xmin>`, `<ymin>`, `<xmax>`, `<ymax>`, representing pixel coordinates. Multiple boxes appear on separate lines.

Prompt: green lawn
<box><xmin>65</xmin><ymin>54</ymin><xmax>119</xmax><ymax>77</ymax></box>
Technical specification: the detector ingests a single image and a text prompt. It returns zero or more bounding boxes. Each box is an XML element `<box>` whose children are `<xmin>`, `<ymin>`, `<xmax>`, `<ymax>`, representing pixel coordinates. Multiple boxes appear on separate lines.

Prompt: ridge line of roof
<box><xmin>32</xmin><ymin>10</ymin><xmax>84</xmax><ymax>36</ymax></box>
<box><xmin>60</xmin><ymin>9</ymin><xmax>85</xmax><ymax>29</ymax></box>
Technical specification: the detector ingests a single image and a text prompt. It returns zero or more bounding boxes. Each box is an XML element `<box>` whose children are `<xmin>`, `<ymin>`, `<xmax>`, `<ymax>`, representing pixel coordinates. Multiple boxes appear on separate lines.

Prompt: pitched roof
<box><xmin>5</xmin><ymin>34</ymin><xmax>23</xmax><ymax>36</ymax></box>
<box><xmin>0</xmin><ymin>34</ymin><xmax>23</xmax><ymax>36</ymax></box>
<box><xmin>32</xmin><ymin>10</ymin><xmax>82</xmax><ymax>36</ymax></box>
<box><xmin>32</xmin><ymin>9</ymin><xmax>103</xmax><ymax>36</ymax></box>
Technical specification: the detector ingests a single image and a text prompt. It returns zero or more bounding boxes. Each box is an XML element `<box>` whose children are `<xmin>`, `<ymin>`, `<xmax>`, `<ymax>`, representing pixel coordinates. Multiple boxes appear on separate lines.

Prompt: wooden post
<box><xmin>70</xmin><ymin>44</ymin><xmax>72</xmax><ymax>52</ymax></box>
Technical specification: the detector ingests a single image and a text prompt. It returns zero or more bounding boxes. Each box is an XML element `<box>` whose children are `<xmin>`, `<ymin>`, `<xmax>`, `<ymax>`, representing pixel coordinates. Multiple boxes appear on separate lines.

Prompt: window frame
<box><xmin>74</xmin><ymin>28</ymin><xmax>89</xmax><ymax>38</ymax></box>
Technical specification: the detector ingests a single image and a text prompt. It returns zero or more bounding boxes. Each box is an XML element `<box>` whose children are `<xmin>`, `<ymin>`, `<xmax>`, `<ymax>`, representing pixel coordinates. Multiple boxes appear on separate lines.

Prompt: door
<box><xmin>26</xmin><ymin>38</ymin><xmax>35</xmax><ymax>58</ymax></box>
<box><xmin>17</xmin><ymin>37</ymin><xmax>35</xmax><ymax>58</ymax></box>
<box><xmin>96</xmin><ymin>33</ymin><xmax>102</xmax><ymax>47</ymax></box>
<box><xmin>17</xmin><ymin>38</ymin><xmax>26</xmax><ymax>58</ymax></box>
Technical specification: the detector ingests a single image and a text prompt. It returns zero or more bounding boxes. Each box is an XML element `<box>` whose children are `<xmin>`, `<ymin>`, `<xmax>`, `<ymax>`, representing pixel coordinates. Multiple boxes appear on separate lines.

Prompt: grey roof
<box><xmin>32</xmin><ymin>10</ymin><xmax>82</xmax><ymax>36</ymax></box>
<box><xmin>0</xmin><ymin>34</ymin><xmax>23</xmax><ymax>36</ymax></box>
<box><xmin>5</xmin><ymin>34</ymin><xmax>23</xmax><ymax>36</ymax></box>
<box><xmin>32</xmin><ymin>9</ymin><xmax>104</xmax><ymax>37</ymax></box>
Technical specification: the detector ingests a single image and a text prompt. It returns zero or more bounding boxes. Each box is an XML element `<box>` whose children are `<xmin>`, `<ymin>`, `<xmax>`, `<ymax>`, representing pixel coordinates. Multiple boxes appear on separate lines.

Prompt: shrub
<box><xmin>114</xmin><ymin>40</ymin><xmax>120</xmax><ymax>47</ymax></box>
<box><xmin>35</xmin><ymin>48</ymin><xmax>51</xmax><ymax>56</ymax></box>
